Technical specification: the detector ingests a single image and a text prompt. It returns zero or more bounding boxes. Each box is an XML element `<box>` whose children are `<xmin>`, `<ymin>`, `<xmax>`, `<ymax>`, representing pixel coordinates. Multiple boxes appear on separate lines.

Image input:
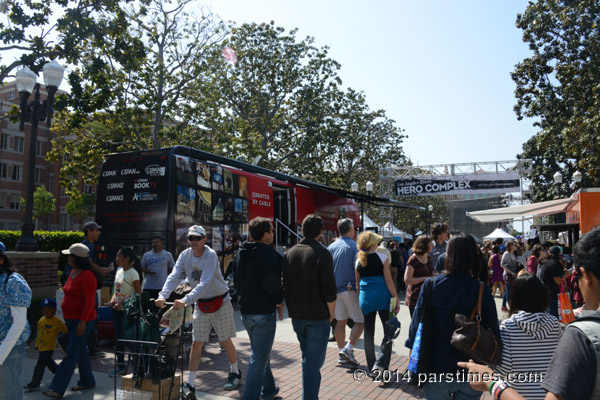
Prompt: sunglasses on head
<box><xmin>188</xmin><ymin>235</ymin><xmax>205</xmax><ymax>241</ymax></box>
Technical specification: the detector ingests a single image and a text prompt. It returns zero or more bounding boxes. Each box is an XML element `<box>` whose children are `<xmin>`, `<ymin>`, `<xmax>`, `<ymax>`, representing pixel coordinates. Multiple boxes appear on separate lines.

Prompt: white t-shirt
<box><xmin>113</xmin><ymin>267</ymin><xmax>140</xmax><ymax>309</ymax></box>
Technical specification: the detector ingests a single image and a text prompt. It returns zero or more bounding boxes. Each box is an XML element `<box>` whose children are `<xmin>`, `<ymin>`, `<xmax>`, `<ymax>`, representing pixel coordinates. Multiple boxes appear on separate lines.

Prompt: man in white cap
<box><xmin>155</xmin><ymin>225</ymin><xmax>239</xmax><ymax>399</ymax></box>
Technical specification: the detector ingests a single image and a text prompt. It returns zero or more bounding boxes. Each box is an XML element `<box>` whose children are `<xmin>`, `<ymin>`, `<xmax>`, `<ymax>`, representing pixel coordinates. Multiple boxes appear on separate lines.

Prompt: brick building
<box><xmin>0</xmin><ymin>81</ymin><xmax>91</xmax><ymax>232</ymax></box>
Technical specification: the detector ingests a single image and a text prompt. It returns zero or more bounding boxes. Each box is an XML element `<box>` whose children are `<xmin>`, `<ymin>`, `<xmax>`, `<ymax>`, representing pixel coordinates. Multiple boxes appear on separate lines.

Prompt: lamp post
<box><xmin>365</xmin><ymin>181</ymin><xmax>373</xmax><ymax>232</ymax></box>
<box><xmin>351</xmin><ymin>181</ymin><xmax>361</xmax><ymax>230</ymax></box>
<box><xmin>427</xmin><ymin>204</ymin><xmax>433</xmax><ymax>236</ymax></box>
<box><xmin>14</xmin><ymin>61</ymin><xmax>64</xmax><ymax>251</ymax></box>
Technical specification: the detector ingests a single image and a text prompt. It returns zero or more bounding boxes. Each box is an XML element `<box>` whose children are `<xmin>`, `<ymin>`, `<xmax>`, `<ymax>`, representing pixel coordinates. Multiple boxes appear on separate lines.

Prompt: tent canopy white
<box><xmin>381</xmin><ymin>221</ymin><xmax>413</xmax><ymax>240</ymax></box>
<box><xmin>483</xmin><ymin>228</ymin><xmax>515</xmax><ymax>241</ymax></box>
<box><xmin>363</xmin><ymin>214</ymin><xmax>379</xmax><ymax>229</ymax></box>
<box><xmin>466</xmin><ymin>198</ymin><xmax>573</xmax><ymax>223</ymax></box>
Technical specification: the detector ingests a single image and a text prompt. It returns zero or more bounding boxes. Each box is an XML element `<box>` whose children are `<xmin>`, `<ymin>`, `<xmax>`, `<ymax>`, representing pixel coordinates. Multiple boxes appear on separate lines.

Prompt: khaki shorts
<box><xmin>334</xmin><ymin>290</ymin><xmax>364</xmax><ymax>323</ymax></box>
<box><xmin>192</xmin><ymin>300</ymin><xmax>236</xmax><ymax>343</ymax></box>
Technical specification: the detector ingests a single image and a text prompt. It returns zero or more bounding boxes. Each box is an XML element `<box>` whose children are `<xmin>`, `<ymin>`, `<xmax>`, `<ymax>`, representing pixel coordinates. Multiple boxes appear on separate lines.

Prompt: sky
<box><xmin>201</xmin><ymin>0</ymin><xmax>538</xmax><ymax>168</ymax></box>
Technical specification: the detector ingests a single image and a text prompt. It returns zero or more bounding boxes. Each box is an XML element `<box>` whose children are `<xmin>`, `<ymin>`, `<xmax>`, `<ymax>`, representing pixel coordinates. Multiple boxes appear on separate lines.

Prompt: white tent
<box><xmin>466</xmin><ymin>198</ymin><xmax>573</xmax><ymax>223</ymax></box>
<box><xmin>381</xmin><ymin>221</ymin><xmax>412</xmax><ymax>240</ymax></box>
<box><xmin>363</xmin><ymin>214</ymin><xmax>379</xmax><ymax>229</ymax></box>
<box><xmin>483</xmin><ymin>228</ymin><xmax>515</xmax><ymax>241</ymax></box>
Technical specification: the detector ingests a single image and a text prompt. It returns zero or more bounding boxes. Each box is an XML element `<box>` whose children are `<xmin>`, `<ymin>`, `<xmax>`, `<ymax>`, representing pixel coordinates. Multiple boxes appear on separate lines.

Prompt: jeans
<box><xmin>241</xmin><ymin>313</ymin><xmax>277</xmax><ymax>400</ymax></box>
<box><xmin>292</xmin><ymin>319</ymin><xmax>330</xmax><ymax>400</ymax></box>
<box><xmin>424</xmin><ymin>381</ymin><xmax>482</xmax><ymax>400</ymax></box>
<box><xmin>48</xmin><ymin>319</ymin><xmax>96</xmax><ymax>395</ymax></box>
<box><xmin>0</xmin><ymin>341</ymin><xmax>25</xmax><ymax>400</ymax></box>
<box><xmin>363</xmin><ymin>310</ymin><xmax>392</xmax><ymax>371</ymax></box>
<box><xmin>113</xmin><ymin>310</ymin><xmax>126</xmax><ymax>367</ymax></box>
<box><xmin>502</xmin><ymin>283</ymin><xmax>513</xmax><ymax>307</ymax></box>
<box><xmin>28</xmin><ymin>350</ymin><xmax>58</xmax><ymax>386</ymax></box>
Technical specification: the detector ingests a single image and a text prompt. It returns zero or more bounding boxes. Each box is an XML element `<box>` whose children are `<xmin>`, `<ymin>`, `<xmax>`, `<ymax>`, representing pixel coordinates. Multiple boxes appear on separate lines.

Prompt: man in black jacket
<box><xmin>233</xmin><ymin>217</ymin><xmax>283</xmax><ymax>400</ymax></box>
<box><xmin>283</xmin><ymin>214</ymin><xmax>337</xmax><ymax>400</ymax></box>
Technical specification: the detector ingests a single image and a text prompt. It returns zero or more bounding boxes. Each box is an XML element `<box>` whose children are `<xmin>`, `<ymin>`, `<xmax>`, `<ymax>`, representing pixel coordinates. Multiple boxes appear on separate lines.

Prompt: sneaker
<box><xmin>337</xmin><ymin>355</ymin><xmax>348</xmax><ymax>365</ymax></box>
<box><xmin>23</xmin><ymin>383</ymin><xmax>40</xmax><ymax>392</ymax></box>
<box><xmin>262</xmin><ymin>385</ymin><xmax>280</xmax><ymax>400</ymax></box>
<box><xmin>183</xmin><ymin>383</ymin><xmax>196</xmax><ymax>400</ymax></box>
<box><xmin>339</xmin><ymin>347</ymin><xmax>359</xmax><ymax>367</ymax></box>
<box><xmin>89</xmin><ymin>351</ymin><xmax>105</xmax><ymax>359</ymax></box>
<box><xmin>224</xmin><ymin>371</ymin><xmax>242</xmax><ymax>390</ymax></box>
<box><xmin>108</xmin><ymin>367</ymin><xmax>126</xmax><ymax>377</ymax></box>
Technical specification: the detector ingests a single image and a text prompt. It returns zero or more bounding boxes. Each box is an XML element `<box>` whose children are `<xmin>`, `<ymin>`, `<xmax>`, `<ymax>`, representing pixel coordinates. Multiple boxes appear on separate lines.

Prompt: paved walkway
<box><xmin>23</xmin><ymin>291</ymin><xmax>503</xmax><ymax>399</ymax></box>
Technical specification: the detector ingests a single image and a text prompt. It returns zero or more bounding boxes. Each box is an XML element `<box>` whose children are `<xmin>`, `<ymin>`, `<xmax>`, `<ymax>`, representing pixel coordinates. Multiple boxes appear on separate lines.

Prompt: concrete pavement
<box><xmin>23</xmin><ymin>289</ymin><xmax>505</xmax><ymax>399</ymax></box>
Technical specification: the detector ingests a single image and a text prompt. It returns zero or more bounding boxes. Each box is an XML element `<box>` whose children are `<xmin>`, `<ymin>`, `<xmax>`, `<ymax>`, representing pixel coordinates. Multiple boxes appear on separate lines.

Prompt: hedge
<box><xmin>0</xmin><ymin>230</ymin><xmax>85</xmax><ymax>267</ymax></box>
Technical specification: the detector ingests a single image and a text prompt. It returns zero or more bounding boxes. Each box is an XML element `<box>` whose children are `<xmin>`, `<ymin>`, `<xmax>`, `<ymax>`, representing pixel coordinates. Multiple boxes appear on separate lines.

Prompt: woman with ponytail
<box><xmin>355</xmin><ymin>231</ymin><xmax>399</xmax><ymax>375</ymax></box>
<box><xmin>108</xmin><ymin>247</ymin><xmax>143</xmax><ymax>376</ymax></box>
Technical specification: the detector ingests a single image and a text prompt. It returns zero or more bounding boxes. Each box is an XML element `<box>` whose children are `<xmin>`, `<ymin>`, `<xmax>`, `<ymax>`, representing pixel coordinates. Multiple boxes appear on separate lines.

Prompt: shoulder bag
<box><xmin>450</xmin><ymin>281</ymin><xmax>502</xmax><ymax>365</ymax></box>
<box><xmin>407</xmin><ymin>277</ymin><xmax>434</xmax><ymax>386</ymax></box>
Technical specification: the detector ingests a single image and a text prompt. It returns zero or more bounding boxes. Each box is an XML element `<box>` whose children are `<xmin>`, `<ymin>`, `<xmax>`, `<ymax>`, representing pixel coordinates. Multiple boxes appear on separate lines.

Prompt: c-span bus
<box><xmin>95</xmin><ymin>146</ymin><xmax>366</xmax><ymax>277</ymax></box>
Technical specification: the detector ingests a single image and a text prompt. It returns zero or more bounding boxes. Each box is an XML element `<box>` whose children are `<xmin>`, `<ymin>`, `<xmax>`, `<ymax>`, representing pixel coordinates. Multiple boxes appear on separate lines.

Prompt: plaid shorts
<box><xmin>192</xmin><ymin>300</ymin><xmax>236</xmax><ymax>343</ymax></box>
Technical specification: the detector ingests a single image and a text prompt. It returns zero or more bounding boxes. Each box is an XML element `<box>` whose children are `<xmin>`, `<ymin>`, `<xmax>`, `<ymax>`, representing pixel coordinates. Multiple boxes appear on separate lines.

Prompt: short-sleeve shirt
<box><xmin>540</xmin><ymin>259</ymin><xmax>563</xmax><ymax>299</ymax></box>
<box><xmin>405</xmin><ymin>254</ymin><xmax>433</xmax><ymax>309</ymax></box>
<box><xmin>141</xmin><ymin>250</ymin><xmax>175</xmax><ymax>290</ymax></box>
<box><xmin>0</xmin><ymin>272</ymin><xmax>32</xmax><ymax>347</ymax></box>
<box><xmin>541</xmin><ymin>323</ymin><xmax>597</xmax><ymax>399</ymax></box>
<box><xmin>328</xmin><ymin>236</ymin><xmax>358</xmax><ymax>292</ymax></box>
<box><xmin>112</xmin><ymin>267</ymin><xmax>140</xmax><ymax>309</ymax></box>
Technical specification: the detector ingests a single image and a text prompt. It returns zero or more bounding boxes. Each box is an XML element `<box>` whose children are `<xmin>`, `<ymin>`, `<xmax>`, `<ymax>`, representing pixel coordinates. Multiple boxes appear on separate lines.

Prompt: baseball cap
<box><xmin>61</xmin><ymin>243</ymin><xmax>90</xmax><ymax>258</ymax></box>
<box><xmin>0</xmin><ymin>241</ymin><xmax>6</xmax><ymax>255</ymax></box>
<box><xmin>40</xmin><ymin>297</ymin><xmax>57</xmax><ymax>309</ymax></box>
<box><xmin>549</xmin><ymin>246</ymin><xmax>563</xmax><ymax>256</ymax></box>
<box><xmin>82</xmin><ymin>221</ymin><xmax>102</xmax><ymax>231</ymax></box>
<box><xmin>516</xmin><ymin>235</ymin><xmax>522</xmax><ymax>239</ymax></box>
<box><xmin>188</xmin><ymin>225</ymin><xmax>206</xmax><ymax>237</ymax></box>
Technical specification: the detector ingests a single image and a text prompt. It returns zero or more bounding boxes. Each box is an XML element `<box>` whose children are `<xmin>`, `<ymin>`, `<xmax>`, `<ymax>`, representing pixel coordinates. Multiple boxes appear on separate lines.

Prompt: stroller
<box><xmin>116</xmin><ymin>288</ymin><xmax>192</xmax><ymax>399</ymax></box>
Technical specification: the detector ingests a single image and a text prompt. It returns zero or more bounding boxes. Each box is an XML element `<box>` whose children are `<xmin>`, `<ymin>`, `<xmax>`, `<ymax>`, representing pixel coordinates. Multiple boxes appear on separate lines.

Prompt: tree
<box><xmin>194</xmin><ymin>22</ymin><xmax>343</xmax><ymax>170</ymax></box>
<box><xmin>513</xmin><ymin>0</ymin><xmax>600</xmax><ymax>201</ymax></box>
<box><xmin>20</xmin><ymin>185</ymin><xmax>55</xmax><ymax>230</ymax></box>
<box><xmin>391</xmin><ymin>196</ymin><xmax>448</xmax><ymax>238</ymax></box>
<box><xmin>65</xmin><ymin>193</ymin><xmax>95</xmax><ymax>220</ymax></box>
<box><xmin>46</xmin><ymin>0</ymin><xmax>224</xmax><ymax>197</ymax></box>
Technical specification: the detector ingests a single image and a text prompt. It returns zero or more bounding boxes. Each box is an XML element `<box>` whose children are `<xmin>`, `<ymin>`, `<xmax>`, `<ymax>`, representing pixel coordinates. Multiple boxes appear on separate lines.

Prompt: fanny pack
<box><xmin>197</xmin><ymin>293</ymin><xmax>227</xmax><ymax>313</ymax></box>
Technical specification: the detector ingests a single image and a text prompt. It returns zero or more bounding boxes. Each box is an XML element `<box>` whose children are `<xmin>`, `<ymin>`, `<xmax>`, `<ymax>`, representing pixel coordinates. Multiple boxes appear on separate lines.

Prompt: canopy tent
<box><xmin>363</xmin><ymin>214</ymin><xmax>380</xmax><ymax>229</ymax></box>
<box><xmin>466</xmin><ymin>198</ymin><xmax>573</xmax><ymax>223</ymax></box>
<box><xmin>381</xmin><ymin>221</ymin><xmax>412</xmax><ymax>240</ymax></box>
<box><xmin>483</xmin><ymin>228</ymin><xmax>515</xmax><ymax>241</ymax></box>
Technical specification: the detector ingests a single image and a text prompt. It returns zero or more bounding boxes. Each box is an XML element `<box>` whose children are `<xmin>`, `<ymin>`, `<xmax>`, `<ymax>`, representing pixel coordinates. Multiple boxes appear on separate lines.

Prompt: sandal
<box><xmin>70</xmin><ymin>385</ymin><xmax>95</xmax><ymax>391</ymax></box>
<box><xmin>43</xmin><ymin>390</ymin><xmax>63</xmax><ymax>399</ymax></box>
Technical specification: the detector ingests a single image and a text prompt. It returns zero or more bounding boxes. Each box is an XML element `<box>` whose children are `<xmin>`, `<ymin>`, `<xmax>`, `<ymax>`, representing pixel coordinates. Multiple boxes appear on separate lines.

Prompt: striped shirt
<box><xmin>493</xmin><ymin>311</ymin><xmax>562</xmax><ymax>399</ymax></box>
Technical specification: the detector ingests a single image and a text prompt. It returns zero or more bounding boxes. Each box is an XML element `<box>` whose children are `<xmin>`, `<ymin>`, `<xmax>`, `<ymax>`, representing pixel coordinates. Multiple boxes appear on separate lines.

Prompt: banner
<box><xmin>395</xmin><ymin>173</ymin><xmax>520</xmax><ymax>197</ymax></box>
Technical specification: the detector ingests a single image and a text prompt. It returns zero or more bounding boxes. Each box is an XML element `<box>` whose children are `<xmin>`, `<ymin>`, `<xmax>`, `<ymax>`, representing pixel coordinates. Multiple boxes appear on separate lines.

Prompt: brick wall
<box><xmin>6</xmin><ymin>251</ymin><xmax>58</xmax><ymax>298</ymax></box>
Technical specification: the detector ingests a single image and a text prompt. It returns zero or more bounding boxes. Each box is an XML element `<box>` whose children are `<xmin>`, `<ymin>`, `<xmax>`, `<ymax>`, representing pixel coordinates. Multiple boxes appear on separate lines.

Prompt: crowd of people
<box><xmin>0</xmin><ymin>217</ymin><xmax>598</xmax><ymax>400</ymax></box>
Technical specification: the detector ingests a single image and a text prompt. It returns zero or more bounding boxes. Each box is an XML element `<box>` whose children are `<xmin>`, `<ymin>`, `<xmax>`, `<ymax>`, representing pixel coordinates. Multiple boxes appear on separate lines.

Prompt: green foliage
<box><xmin>391</xmin><ymin>196</ymin><xmax>449</xmax><ymax>237</ymax></box>
<box><xmin>19</xmin><ymin>186</ymin><xmax>56</xmax><ymax>228</ymax></box>
<box><xmin>65</xmin><ymin>192</ymin><xmax>96</xmax><ymax>219</ymax></box>
<box><xmin>513</xmin><ymin>0</ymin><xmax>600</xmax><ymax>201</ymax></box>
<box><xmin>0</xmin><ymin>230</ymin><xmax>83</xmax><ymax>253</ymax></box>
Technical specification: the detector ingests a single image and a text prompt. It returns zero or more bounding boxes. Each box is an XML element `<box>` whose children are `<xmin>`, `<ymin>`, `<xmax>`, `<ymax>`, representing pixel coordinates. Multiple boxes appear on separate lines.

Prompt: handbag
<box><xmin>197</xmin><ymin>293</ymin><xmax>227</xmax><ymax>313</ymax></box>
<box><xmin>450</xmin><ymin>281</ymin><xmax>502</xmax><ymax>365</ymax></box>
<box><xmin>558</xmin><ymin>281</ymin><xmax>575</xmax><ymax>324</ymax></box>
<box><xmin>407</xmin><ymin>278</ymin><xmax>434</xmax><ymax>387</ymax></box>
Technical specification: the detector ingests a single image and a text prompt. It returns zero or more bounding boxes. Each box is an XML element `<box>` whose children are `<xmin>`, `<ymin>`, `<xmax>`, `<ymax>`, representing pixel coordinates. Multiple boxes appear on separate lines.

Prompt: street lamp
<box><xmin>14</xmin><ymin>61</ymin><xmax>64</xmax><ymax>251</ymax></box>
<box><xmin>427</xmin><ymin>204</ymin><xmax>433</xmax><ymax>236</ymax></box>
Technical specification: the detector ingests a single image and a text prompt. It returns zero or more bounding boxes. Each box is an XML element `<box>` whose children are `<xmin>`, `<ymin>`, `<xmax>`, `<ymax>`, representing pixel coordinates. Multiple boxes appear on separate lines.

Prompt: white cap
<box><xmin>188</xmin><ymin>225</ymin><xmax>206</xmax><ymax>237</ymax></box>
<box><xmin>61</xmin><ymin>243</ymin><xmax>90</xmax><ymax>258</ymax></box>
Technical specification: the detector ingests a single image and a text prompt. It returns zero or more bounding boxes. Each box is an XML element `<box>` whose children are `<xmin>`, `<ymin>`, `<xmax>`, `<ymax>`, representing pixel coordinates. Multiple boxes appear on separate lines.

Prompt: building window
<box><xmin>60</xmin><ymin>214</ymin><xmax>73</xmax><ymax>231</ymax></box>
<box><xmin>84</xmin><ymin>184</ymin><xmax>94</xmax><ymax>194</ymax></box>
<box><xmin>8</xmin><ymin>222</ymin><xmax>20</xmax><ymax>230</ymax></box>
<box><xmin>13</xmin><ymin>136</ymin><xmax>25</xmax><ymax>153</ymax></box>
<box><xmin>0</xmin><ymin>163</ymin><xmax>7</xmax><ymax>179</ymax></box>
<box><xmin>35</xmin><ymin>168</ymin><xmax>42</xmax><ymax>184</ymax></box>
<box><xmin>60</xmin><ymin>187</ymin><xmax>67</xmax><ymax>197</ymax></box>
<box><xmin>48</xmin><ymin>173</ymin><xmax>54</xmax><ymax>194</ymax></box>
<box><xmin>0</xmin><ymin>134</ymin><xmax>9</xmax><ymax>149</ymax></box>
<box><xmin>11</xmin><ymin>165</ymin><xmax>22</xmax><ymax>181</ymax></box>
<box><xmin>8</xmin><ymin>91</ymin><xmax>15</xmax><ymax>100</ymax></box>
<box><xmin>0</xmin><ymin>192</ymin><xmax>5</xmax><ymax>209</ymax></box>
<box><xmin>9</xmin><ymin>194</ymin><xmax>20</xmax><ymax>210</ymax></box>
<box><xmin>36</xmin><ymin>140</ymin><xmax>44</xmax><ymax>156</ymax></box>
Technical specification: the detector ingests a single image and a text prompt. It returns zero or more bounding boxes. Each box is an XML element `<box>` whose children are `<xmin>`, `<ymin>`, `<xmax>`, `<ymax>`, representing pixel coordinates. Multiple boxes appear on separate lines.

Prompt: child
<box><xmin>23</xmin><ymin>298</ymin><xmax>67</xmax><ymax>392</ymax></box>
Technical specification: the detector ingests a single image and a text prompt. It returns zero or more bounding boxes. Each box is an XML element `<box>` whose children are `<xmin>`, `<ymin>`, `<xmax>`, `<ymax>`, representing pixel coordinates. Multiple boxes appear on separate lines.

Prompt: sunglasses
<box><xmin>188</xmin><ymin>236</ymin><xmax>205</xmax><ymax>241</ymax></box>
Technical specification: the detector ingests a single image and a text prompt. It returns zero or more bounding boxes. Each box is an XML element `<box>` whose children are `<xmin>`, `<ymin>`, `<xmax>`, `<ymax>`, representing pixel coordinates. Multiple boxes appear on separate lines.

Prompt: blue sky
<box><xmin>202</xmin><ymin>0</ymin><xmax>538</xmax><ymax>167</ymax></box>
